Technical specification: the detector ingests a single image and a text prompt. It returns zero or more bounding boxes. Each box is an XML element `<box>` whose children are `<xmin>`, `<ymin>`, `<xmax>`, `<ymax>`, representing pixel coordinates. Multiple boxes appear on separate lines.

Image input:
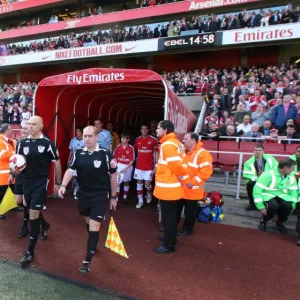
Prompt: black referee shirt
<box><xmin>69</xmin><ymin>144</ymin><xmax>117</xmax><ymax>193</ymax></box>
<box><xmin>16</xmin><ymin>134</ymin><xmax>59</xmax><ymax>179</ymax></box>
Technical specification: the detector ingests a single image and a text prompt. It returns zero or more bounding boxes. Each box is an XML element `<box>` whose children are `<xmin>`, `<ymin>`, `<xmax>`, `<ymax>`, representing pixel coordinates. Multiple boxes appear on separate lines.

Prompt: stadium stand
<box><xmin>0</xmin><ymin>4</ymin><xmax>298</xmax><ymax>56</ymax></box>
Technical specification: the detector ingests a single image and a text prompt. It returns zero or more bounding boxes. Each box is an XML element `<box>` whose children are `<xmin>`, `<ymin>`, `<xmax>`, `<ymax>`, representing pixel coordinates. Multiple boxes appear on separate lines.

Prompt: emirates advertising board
<box><xmin>222</xmin><ymin>23</ymin><xmax>300</xmax><ymax>45</ymax></box>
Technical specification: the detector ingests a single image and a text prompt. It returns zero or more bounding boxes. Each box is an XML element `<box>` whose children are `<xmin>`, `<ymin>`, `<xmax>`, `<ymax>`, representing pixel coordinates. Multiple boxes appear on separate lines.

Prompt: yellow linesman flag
<box><xmin>0</xmin><ymin>187</ymin><xmax>17</xmax><ymax>215</ymax></box>
<box><xmin>105</xmin><ymin>217</ymin><xmax>129</xmax><ymax>259</ymax></box>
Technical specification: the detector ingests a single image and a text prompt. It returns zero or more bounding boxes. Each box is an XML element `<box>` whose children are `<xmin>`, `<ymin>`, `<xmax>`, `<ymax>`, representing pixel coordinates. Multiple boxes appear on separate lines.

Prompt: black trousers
<box><xmin>264</xmin><ymin>197</ymin><xmax>292</xmax><ymax>223</ymax></box>
<box><xmin>0</xmin><ymin>185</ymin><xmax>8</xmax><ymax>203</ymax></box>
<box><xmin>177</xmin><ymin>199</ymin><xmax>198</xmax><ymax>233</ymax></box>
<box><xmin>246</xmin><ymin>181</ymin><xmax>256</xmax><ymax>207</ymax></box>
<box><xmin>160</xmin><ymin>200</ymin><xmax>181</xmax><ymax>250</ymax></box>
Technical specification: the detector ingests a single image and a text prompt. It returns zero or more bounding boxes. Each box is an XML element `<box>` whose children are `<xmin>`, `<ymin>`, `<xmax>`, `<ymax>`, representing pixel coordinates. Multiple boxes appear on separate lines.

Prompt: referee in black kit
<box><xmin>15</xmin><ymin>116</ymin><xmax>62</xmax><ymax>265</ymax></box>
<box><xmin>58</xmin><ymin>126</ymin><xmax>117</xmax><ymax>274</ymax></box>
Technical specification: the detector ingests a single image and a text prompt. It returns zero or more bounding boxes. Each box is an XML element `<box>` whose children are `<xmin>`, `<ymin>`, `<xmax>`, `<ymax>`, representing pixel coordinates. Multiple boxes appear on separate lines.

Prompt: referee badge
<box><xmin>94</xmin><ymin>160</ymin><xmax>101</xmax><ymax>168</ymax></box>
<box><xmin>23</xmin><ymin>147</ymin><xmax>29</xmax><ymax>155</ymax></box>
<box><xmin>38</xmin><ymin>146</ymin><xmax>45</xmax><ymax>153</ymax></box>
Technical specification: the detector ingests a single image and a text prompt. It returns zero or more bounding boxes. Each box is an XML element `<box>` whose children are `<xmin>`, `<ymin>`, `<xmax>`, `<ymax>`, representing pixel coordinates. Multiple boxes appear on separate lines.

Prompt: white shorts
<box><xmin>134</xmin><ymin>168</ymin><xmax>153</xmax><ymax>181</ymax></box>
<box><xmin>117</xmin><ymin>164</ymin><xmax>133</xmax><ymax>182</ymax></box>
<box><xmin>72</xmin><ymin>170</ymin><xmax>77</xmax><ymax>177</ymax></box>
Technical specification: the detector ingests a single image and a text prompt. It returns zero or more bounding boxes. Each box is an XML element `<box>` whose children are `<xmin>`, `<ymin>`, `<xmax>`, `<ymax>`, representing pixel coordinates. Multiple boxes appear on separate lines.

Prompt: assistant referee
<box><xmin>15</xmin><ymin>116</ymin><xmax>62</xmax><ymax>265</ymax></box>
<box><xmin>58</xmin><ymin>126</ymin><xmax>117</xmax><ymax>274</ymax></box>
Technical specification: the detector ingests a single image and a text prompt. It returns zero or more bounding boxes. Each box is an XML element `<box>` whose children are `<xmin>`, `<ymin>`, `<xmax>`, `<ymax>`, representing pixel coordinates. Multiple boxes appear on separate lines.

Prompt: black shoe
<box><xmin>20</xmin><ymin>251</ymin><xmax>34</xmax><ymax>265</ymax></box>
<box><xmin>0</xmin><ymin>215</ymin><xmax>6</xmax><ymax>220</ymax></box>
<box><xmin>17</xmin><ymin>225</ymin><xmax>29</xmax><ymax>239</ymax></box>
<box><xmin>40</xmin><ymin>222</ymin><xmax>51</xmax><ymax>240</ymax></box>
<box><xmin>159</xmin><ymin>227</ymin><xmax>164</xmax><ymax>233</ymax></box>
<box><xmin>296</xmin><ymin>239</ymin><xmax>300</xmax><ymax>247</ymax></box>
<box><xmin>79</xmin><ymin>261</ymin><xmax>90</xmax><ymax>274</ymax></box>
<box><xmin>157</xmin><ymin>236</ymin><xmax>164</xmax><ymax>242</ymax></box>
<box><xmin>12</xmin><ymin>206</ymin><xmax>24</xmax><ymax>212</ymax></box>
<box><xmin>153</xmin><ymin>245</ymin><xmax>174</xmax><ymax>253</ymax></box>
<box><xmin>177</xmin><ymin>229</ymin><xmax>192</xmax><ymax>236</ymax></box>
<box><xmin>258</xmin><ymin>218</ymin><xmax>267</xmax><ymax>231</ymax></box>
<box><xmin>123</xmin><ymin>198</ymin><xmax>128</xmax><ymax>204</ymax></box>
<box><xmin>245</xmin><ymin>205</ymin><xmax>256</xmax><ymax>211</ymax></box>
<box><xmin>276</xmin><ymin>222</ymin><xmax>288</xmax><ymax>235</ymax></box>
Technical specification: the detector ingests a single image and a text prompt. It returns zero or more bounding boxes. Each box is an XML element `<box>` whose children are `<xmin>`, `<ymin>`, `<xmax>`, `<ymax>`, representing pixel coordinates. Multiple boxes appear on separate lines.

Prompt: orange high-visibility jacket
<box><xmin>154</xmin><ymin>132</ymin><xmax>190</xmax><ymax>200</ymax></box>
<box><xmin>182</xmin><ymin>142</ymin><xmax>213</xmax><ymax>200</ymax></box>
<box><xmin>0</xmin><ymin>135</ymin><xmax>15</xmax><ymax>186</ymax></box>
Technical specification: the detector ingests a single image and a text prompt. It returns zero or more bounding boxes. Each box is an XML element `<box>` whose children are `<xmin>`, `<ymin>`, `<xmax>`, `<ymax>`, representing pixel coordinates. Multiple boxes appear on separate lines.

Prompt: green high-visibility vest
<box><xmin>290</xmin><ymin>154</ymin><xmax>299</xmax><ymax>173</ymax></box>
<box><xmin>243</xmin><ymin>154</ymin><xmax>278</xmax><ymax>183</ymax></box>
<box><xmin>253</xmin><ymin>168</ymin><xmax>299</xmax><ymax>210</ymax></box>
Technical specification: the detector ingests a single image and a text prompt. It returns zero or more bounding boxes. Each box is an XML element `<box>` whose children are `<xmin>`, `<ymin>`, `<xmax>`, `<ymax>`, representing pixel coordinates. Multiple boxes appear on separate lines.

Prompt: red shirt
<box><xmin>113</xmin><ymin>144</ymin><xmax>135</xmax><ymax>165</ymax></box>
<box><xmin>268</xmin><ymin>99</ymin><xmax>277</xmax><ymax>108</ymax></box>
<box><xmin>134</xmin><ymin>135</ymin><xmax>158</xmax><ymax>171</ymax></box>
<box><xmin>249</xmin><ymin>95</ymin><xmax>266</xmax><ymax>112</ymax></box>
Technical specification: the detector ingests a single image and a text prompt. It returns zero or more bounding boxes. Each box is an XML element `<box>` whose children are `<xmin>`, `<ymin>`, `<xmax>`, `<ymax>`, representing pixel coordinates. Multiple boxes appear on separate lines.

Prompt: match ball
<box><xmin>9</xmin><ymin>154</ymin><xmax>26</xmax><ymax>172</ymax></box>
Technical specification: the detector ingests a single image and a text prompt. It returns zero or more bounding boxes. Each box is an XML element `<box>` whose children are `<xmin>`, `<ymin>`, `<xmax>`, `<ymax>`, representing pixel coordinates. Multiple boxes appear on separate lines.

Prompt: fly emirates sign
<box><xmin>67</xmin><ymin>72</ymin><xmax>125</xmax><ymax>85</ymax></box>
<box><xmin>222</xmin><ymin>23</ymin><xmax>300</xmax><ymax>45</ymax></box>
<box><xmin>0</xmin><ymin>39</ymin><xmax>158</xmax><ymax>67</ymax></box>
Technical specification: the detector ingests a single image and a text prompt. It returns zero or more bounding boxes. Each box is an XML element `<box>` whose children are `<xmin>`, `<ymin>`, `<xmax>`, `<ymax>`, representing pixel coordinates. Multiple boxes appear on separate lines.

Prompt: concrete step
<box><xmin>221</xmin><ymin>213</ymin><xmax>297</xmax><ymax>236</ymax></box>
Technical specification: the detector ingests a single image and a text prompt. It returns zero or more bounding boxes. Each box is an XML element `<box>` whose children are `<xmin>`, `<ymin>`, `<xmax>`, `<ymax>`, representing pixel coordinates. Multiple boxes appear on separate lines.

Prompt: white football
<box><xmin>9</xmin><ymin>154</ymin><xmax>27</xmax><ymax>172</ymax></box>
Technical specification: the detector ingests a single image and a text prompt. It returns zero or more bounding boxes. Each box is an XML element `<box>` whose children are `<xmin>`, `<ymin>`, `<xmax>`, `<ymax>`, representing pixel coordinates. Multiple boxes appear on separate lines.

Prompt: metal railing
<box><xmin>200</xmin><ymin>135</ymin><xmax>300</xmax><ymax>143</ymax></box>
<box><xmin>209</xmin><ymin>150</ymin><xmax>291</xmax><ymax>200</ymax></box>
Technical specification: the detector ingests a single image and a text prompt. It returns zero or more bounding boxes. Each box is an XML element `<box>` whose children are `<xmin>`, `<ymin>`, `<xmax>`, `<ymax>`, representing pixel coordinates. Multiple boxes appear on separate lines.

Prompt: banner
<box><xmin>0</xmin><ymin>0</ymin><xmax>260</xmax><ymax>41</ymax></box>
<box><xmin>0</xmin><ymin>39</ymin><xmax>158</xmax><ymax>67</ymax></box>
<box><xmin>158</xmin><ymin>32</ymin><xmax>223</xmax><ymax>50</ymax></box>
<box><xmin>0</xmin><ymin>0</ymin><xmax>63</xmax><ymax>15</ymax></box>
<box><xmin>165</xmin><ymin>89</ymin><xmax>197</xmax><ymax>141</ymax></box>
<box><xmin>222</xmin><ymin>23</ymin><xmax>300</xmax><ymax>45</ymax></box>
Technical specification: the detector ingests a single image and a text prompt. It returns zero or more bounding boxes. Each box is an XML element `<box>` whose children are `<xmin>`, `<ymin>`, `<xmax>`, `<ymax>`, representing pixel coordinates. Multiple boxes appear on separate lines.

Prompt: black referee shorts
<box><xmin>77</xmin><ymin>190</ymin><xmax>109</xmax><ymax>222</ymax></box>
<box><xmin>14</xmin><ymin>173</ymin><xmax>24</xmax><ymax>196</ymax></box>
<box><xmin>23</xmin><ymin>178</ymin><xmax>49</xmax><ymax>211</ymax></box>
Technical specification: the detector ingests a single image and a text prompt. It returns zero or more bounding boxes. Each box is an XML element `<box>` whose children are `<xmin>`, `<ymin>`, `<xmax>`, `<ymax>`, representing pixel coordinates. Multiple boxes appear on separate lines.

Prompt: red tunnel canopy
<box><xmin>33</xmin><ymin>68</ymin><xmax>197</xmax><ymax>190</ymax></box>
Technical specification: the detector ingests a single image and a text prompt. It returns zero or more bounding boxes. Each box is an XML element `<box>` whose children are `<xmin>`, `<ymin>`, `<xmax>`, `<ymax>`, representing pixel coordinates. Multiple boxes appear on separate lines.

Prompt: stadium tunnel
<box><xmin>33</xmin><ymin>68</ymin><xmax>197</xmax><ymax>191</ymax></box>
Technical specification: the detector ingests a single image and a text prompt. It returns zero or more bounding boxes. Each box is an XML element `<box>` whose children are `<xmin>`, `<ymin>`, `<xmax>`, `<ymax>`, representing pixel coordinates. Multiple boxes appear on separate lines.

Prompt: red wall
<box><xmin>247</xmin><ymin>46</ymin><xmax>279</xmax><ymax>66</ymax></box>
<box><xmin>152</xmin><ymin>48</ymin><xmax>242</xmax><ymax>71</ymax></box>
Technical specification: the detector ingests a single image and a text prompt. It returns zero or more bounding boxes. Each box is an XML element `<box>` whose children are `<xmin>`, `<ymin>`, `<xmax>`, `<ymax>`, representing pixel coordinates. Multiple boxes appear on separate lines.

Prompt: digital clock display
<box><xmin>160</xmin><ymin>33</ymin><xmax>216</xmax><ymax>50</ymax></box>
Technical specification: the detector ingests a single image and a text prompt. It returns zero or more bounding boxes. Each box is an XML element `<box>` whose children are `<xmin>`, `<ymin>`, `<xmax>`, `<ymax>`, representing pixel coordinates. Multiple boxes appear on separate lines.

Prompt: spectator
<box><xmin>219</xmin><ymin>88</ymin><xmax>233</xmax><ymax>112</ymax></box>
<box><xmin>222</xmin><ymin>125</ymin><xmax>238</xmax><ymax>141</ymax></box>
<box><xmin>249</xmin><ymin>89</ymin><xmax>267</xmax><ymax>112</ymax></box>
<box><xmin>0</xmin><ymin>105</ymin><xmax>8</xmax><ymax>126</ymax></box>
<box><xmin>271</xmin><ymin>95</ymin><xmax>298</xmax><ymax>132</ymax></box>
<box><xmin>219</xmin><ymin>117</ymin><xmax>233</xmax><ymax>135</ymax></box>
<box><xmin>237</xmin><ymin>115</ymin><xmax>251</xmax><ymax>134</ymax></box>
<box><xmin>251</xmin><ymin>104</ymin><xmax>270</xmax><ymax>126</ymax></box>
<box><xmin>200</xmin><ymin>122</ymin><xmax>220</xmax><ymax>140</ymax></box>
<box><xmin>259</xmin><ymin>120</ymin><xmax>273</xmax><ymax>136</ymax></box>
<box><xmin>279</xmin><ymin>125</ymin><xmax>300</xmax><ymax>144</ymax></box>
<box><xmin>242</xmin><ymin>123</ymin><xmax>263</xmax><ymax>142</ymax></box>
<box><xmin>234</xmin><ymin>103</ymin><xmax>251</xmax><ymax>126</ymax></box>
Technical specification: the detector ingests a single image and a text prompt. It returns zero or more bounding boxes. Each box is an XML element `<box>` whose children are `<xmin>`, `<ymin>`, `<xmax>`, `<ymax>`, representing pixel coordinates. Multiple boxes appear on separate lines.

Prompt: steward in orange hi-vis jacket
<box><xmin>177</xmin><ymin>133</ymin><xmax>213</xmax><ymax>236</ymax></box>
<box><xmin>0</xmin><ymin>124</ymin><xmax>16</xmax><ymax>219</ymax></box>
<box><xmin>153</xmin><ymin>120</ymin><xmax>191</xmax><ymax>254</ymax></box>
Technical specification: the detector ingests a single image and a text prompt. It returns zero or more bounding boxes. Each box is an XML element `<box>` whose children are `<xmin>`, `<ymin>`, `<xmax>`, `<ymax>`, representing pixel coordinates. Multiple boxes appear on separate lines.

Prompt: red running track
<box><xmin>0</xmin><ymin>196</ymin><xmax>300</xmax><ymax>300</ymax></box>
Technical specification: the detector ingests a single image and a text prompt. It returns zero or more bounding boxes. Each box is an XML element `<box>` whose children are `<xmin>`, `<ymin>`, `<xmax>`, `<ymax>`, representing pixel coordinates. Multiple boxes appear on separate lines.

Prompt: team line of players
<box><xmin>69</xmin><ymin>122</ymin><xmax>158</xmax><ymax>208</ymax></box>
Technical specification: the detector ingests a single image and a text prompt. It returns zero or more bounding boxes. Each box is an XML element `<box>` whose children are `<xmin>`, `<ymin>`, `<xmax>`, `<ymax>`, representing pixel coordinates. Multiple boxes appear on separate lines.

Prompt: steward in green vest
<box><xmin>243</xmin><ymin>144</ymin><xmax>278</xmax><ymax>211</ymax></box>
<box><xmin>253</xmin><ymin>158</ymin><xmax>298</xmax><ymax>234</ymax></box>
<box><xmin>289</xmin><ymin>146</ymin><xmax>300</xmax><ymax>174</ymax></box>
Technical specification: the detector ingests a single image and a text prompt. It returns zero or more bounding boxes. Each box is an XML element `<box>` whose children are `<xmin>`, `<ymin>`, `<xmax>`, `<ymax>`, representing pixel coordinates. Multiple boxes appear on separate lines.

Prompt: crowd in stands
<box><xmin>0</xmin><ymin>82</ymin><xmax>35</xmax><ymax>125</ymax></box>
<box><xmin>0</xmin><ymin>4</ymin><xmax>299</xmax><ymax>56</ymax></box>
<box><xmin>159</xmin><ymin>63</ymin><xmax>300</xmax><ymax>143</ymax></box>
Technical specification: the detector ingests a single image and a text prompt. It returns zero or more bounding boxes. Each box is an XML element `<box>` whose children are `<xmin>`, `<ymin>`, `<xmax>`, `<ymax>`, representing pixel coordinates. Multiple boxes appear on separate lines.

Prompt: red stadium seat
<box><xmin>201</xmin><ymin>140</ymin><xmax>218</xmax><ymax>164</ymax></box>
<box><xmin>285</xmin><ymin>144</ymin><xmax>299</xmax><ymax>155</ymax></box>
<box><xmin>218</xmin><ymin>141</ymin><xmax>239</xmax><ymax>168</ymax></box>
<box><xmin>239</xmin><ymin>142</ymin><xmax>258</xmax><ymax>162</ymax></box>
<box><xmin>263</xmin><ymin>143</ymin><xmax>284</xmax><ymax>154</ymax></box>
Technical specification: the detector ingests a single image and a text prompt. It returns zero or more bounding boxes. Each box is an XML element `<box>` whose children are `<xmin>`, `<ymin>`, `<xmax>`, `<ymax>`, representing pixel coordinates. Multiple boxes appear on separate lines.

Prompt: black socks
<box><xmin>28</xmin><ymin>219</ymin><xmax>40</xmax><ymax>254</ymax></box>
<box><xmin>85</xmin><ymin>231</ymin><xmax>99</xmax><ymax>263</ymax></box>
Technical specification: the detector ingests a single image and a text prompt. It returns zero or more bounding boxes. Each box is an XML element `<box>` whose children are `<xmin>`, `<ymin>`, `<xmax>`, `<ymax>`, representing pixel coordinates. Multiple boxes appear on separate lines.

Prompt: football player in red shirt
<box><xmin>113</xmin><ymin>133</ymin><xmax>135</xmax><ymax>203</ymax></box>
<box><xmin>134</xmin><ymin>124</ymin><xmax>158</xmax><ymax>209</ymax></box>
